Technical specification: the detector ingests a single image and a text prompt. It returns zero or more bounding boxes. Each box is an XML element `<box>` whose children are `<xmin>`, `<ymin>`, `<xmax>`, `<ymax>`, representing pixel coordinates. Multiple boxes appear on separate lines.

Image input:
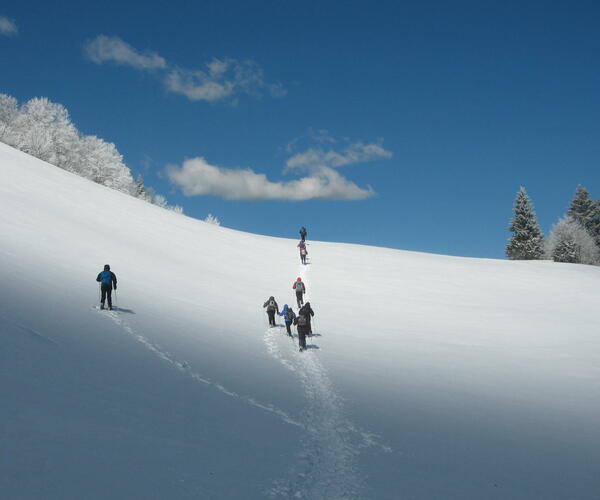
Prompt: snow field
<box><xmin>1</xmin><ymin>141</ymin><xmax>600</xmax><ymax>499</ymax></box>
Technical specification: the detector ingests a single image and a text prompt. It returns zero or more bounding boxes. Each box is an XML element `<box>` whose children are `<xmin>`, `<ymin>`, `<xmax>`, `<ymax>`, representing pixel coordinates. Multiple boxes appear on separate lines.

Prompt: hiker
<box><xmin>278</xmin><ymin>304</ymin><xmax>296</xmax><ymax>337</ymax></box>
<box><xmin>294</xmin><ymin>310</ymin><xmax>310</xmax><ymax>352</ymax></box>
<box><xmin>299</xmin><ymin>302</ymin><xmax>315</xmax><ymax>335</ymax></box>
<box><xmin>96</xmin><ymin>264</ymin><xmax>117</xmax><ymax>310</ymax></box>
<box><xmin>299</xmin><ymin>226</ymin><xmax>307</xmax><ymax>242</ymax></box>
<box><xmin>263</xmin><ymin>296</ymin><xmax>280</xmax><ymax>327</ymax></box>
<box><xmin>292</xmin><ymin>277</ymin><xmax>306</xmax><ymax>308</ymax></box>
<box><xmin>298</xmin><ymin>240</ymin><xmax>308</xmax><ymax>265</ymax></box>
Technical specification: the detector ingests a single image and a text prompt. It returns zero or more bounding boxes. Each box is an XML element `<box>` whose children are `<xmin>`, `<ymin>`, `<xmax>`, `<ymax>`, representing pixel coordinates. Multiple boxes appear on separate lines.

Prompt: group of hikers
<box><xmin>95</xmin><ymin>227</ymin><xmax>316</xmax><ymax>352</ymax></box>
<box><xmin>263</xmin><ymin>283</ymin><xmax>315</xmax><ymax>352</ymax></box>
<box><xmin>263</xmin><ymin>226</ymin><xmax>316</xmax><ymax>352</ymax></box>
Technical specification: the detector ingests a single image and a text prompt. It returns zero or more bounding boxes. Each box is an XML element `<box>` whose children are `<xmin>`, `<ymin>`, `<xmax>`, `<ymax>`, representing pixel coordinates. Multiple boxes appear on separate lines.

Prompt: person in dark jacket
<box><xmin>278</xmin><ymin>304</ymin><xmax>296</xmax><ymax>337</ymax></box>
<box><xmin>263</xmin><ymin>296</ymin><xmax>279</xmax><ymax>327</ymax></box>
<box><xmin>294</xmin><ymin>310</ymin><xmax>310</xmax><ymax>351</ymax></box>
<box><xmin>292</xmin><ymin>277</ymin><xmax>306</xmax><ymax>308</ymax></box>
<box><xmin>298</xmin><ymin>302</ymin><xmax>315</xmax><ymax>335</ymax></box>
<box><xmin>96</xmin><ymin>264</ymin><xmax>117</xmax><ymax>310</ymax></box>
<box><xmin>299</xmin><ymin>226</ymin><xmax>307</xmax><ymax>242</ymax></box>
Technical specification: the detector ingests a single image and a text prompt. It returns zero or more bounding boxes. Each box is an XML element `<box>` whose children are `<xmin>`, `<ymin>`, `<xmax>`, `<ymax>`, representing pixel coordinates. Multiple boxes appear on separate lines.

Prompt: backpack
<box><xmin>295</xmin><ymin>281</ymin><xmax>305</xmax><ymax>292</ymax></box>
<box><xmin>286</xmin><ymin>309</ymin><xmax>295</xmax><ymax>322</ymax></box>
<box><xmin>297</xmin><ymin>314</ymin><xmax>308</xmax><ymax>327</ymax></box>
<box><xmin>267</xmin><ymin>299</ymin><xmax>276</xmax><ymax>311</ymax></box>
<box><xmin>100</xmin><ymin>271</ymin><xmax>112</xmax><ymax>285</ymax></box>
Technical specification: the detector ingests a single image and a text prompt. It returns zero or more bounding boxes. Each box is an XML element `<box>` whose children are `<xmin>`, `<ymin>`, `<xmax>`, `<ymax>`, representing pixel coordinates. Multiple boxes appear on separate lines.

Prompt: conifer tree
<box><xmin>552</xmin><ymin>238</ymin><xmax>579</xmax><ymax>263</ymax></box>
<box><xmin>567</xmin><ymin>185</ymin><xmax>600</xmax><ymax>247</ymax></box>
<box><xmin>593</xmin><ymin>200</ymin><xmax>600</xmax><ymax>247</ymax></box>
<box><xmin>135</xmin><ymin>174</ymin><xmax>149</xmax><ymax>200</ymax></box>
<box><xmin>568</xmin><ymin>185</ymin><xmax>596</xmax><ymax>228</ymax></box>
<box><xmin>506</xmin><ymin>187</ymin><xmax>544</xmax><ymax>260</ymax></box>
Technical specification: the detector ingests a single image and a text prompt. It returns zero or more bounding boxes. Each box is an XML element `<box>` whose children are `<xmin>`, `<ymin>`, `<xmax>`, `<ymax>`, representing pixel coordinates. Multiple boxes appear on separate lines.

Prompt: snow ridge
<box><xmin>98</xmin><ymin>308</ymin><xmax>302</xmax><ymax>428</ymax></box>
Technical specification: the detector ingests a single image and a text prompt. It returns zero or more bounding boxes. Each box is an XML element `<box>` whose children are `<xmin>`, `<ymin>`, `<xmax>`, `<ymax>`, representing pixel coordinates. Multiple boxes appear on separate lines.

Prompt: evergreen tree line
<box><xmin>507</xmin><ymin>186</ymin><xmax>600</xmax><ymax>265</ymax></box>
<box><xmin>0</xmin><ymin>93</ymin><xmax>182</xmax><ymax>213</ymax></box>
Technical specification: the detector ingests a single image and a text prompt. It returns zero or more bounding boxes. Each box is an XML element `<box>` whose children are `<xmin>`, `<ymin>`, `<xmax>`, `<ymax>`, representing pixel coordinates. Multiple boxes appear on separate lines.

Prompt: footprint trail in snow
<box><xmin>97</xmin><ymin>307</ymin><xmax>302</xmax><ymax>428</ymax></box>
<box><xmin>264</xmin><ymin>262</ymin><xmax>390</xmax><ymax>500</ymax></box>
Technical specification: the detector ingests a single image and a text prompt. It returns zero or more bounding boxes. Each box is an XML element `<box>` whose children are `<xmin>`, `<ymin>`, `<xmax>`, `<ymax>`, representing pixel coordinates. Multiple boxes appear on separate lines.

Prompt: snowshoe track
<box><xmin>264</xmin><ymin>262</ymin><xmax>371</xmax><ymax>500</ymax></box>
<box><xmin>96</xmin><ymin>307</ymin><xmax>302</xmax><ymax>428</ymax></box>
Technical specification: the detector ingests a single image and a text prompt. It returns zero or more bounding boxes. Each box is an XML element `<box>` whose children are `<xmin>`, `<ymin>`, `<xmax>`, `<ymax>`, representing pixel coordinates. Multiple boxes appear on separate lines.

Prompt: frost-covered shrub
<box><xmin>204</xmin><ymin>213</ymin><xmax>220</xmax><ymax>226</ymax></box>
<box><xmin>151</xmin><ymin>194</ymin><xmax>169</xmax><ymax>209</ymax></box>
<box><xmin>545</xmin><ymin>217</ymin><xmax>599</xmax><ymax>265</ymax></box>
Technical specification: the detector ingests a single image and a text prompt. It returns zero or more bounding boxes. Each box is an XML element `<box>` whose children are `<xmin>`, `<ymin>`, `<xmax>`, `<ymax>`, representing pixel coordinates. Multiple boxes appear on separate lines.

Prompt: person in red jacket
<box><xmin>292</xmin><ymin>277</ymin><xmax>305</xmax><ymax>308</ymax></box>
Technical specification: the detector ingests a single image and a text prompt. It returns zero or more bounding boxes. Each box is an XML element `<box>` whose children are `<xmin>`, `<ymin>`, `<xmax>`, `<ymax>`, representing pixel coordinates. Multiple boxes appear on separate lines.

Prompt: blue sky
<box><xmin>2</xmin><ymin>0</ymin><xmax>599</xmax><ymax>258</ymax></box>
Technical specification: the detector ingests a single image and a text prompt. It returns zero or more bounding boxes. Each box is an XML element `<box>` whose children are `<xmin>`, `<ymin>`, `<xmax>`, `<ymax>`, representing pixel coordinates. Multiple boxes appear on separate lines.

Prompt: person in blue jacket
<box><xmin>278</xmin><ymin>304</ymin><xmax>296</xmax><ymax>337</ymax></box>
<box><xmin>96</xmin><ymin>264</ymin><xmax>117</xmax><ymax>310</ymax></box>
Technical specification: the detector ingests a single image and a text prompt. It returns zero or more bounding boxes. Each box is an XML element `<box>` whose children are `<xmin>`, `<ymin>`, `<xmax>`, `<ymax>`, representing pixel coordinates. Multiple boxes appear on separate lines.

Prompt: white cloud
<box><xmin>165</xmin><ymin>68</ymin><xmax>235</xmax><ymax>103</ymax></box>
<box><xmin>168</xmin><ymin>133</ymin><xmax>390</xmax><ymax>202</ymax></box>
<box><xmin>0</xmin><ymin>16</ymin><xmax>18</xmax><ymax>36</ymax></box>
<box><xmin>207</xmin><ymin>59</ymin><xmax>229</xmax><ymax>76</ymax></box>
<box><xmin>165</xmin><ymin>58</ymin><xmax>286</xmax><ymax>103</ymax></box>
<box><xmin>84</xmin><ymin>35</ymin><xmax>167</xmax><ymax>70</ymax></box>
<box><xmin>286</xmin><ymin>140</ymin><xmax>393</xmax><ymax>172</ymax></box>
<box><xmin>284</xmin><ymin>128</ymin><xmax>336</xmax><ymax>153</ymax></box>
<box><xmin>84</xmin><ymin>36</ymin><xmax>285</xmax><ymax>104</ymax></box>
<box><xmin>167</xmin><ymin>157</ymin><xmax>373</xmax><ymax>201</ymax></box>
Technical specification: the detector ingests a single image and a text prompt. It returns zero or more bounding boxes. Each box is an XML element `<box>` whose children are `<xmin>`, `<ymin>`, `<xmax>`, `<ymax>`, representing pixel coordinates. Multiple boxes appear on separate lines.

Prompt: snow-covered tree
<box><xmin>76</xmin><ymin>135</ymin><xmax>135</xmax><ymax>194</ymax></box>
<box><xmin>204</xmin><ymin>213</ymin><xmax>220</xmax><ymax>226</ymax></box>
<box><xmin>593</xmin><ymin>199</ymin><xmax>600</xmax><ymax>246</ymax></box>
<box><xmin>568</xmin><ymin>186</ymin><xmax>595</xmax><ymax>225</ymax></box>
<box><xmin>135</xmin><ymin>174</ymin><xmax>148</xmax><ymax>199</ymax></box>
<box><xmin>0</xmin><ymin>92</ymin><xmax>180</xmax><ymax>211</ymax></box>
<box><xmin>568</xmin><ymin>185</ymin><xmax>600</xmax><ymax>248</ymax></box>
<box><xmin>545</xmin><ymin>216</ymin><xmax>599</xmax><ymax>265</ymax></box>
<box><xmin>0</xmin><ymin>94</ymin><xmax>19</xmax><ymax>143</ymax></box>
<box><xmin>12</xmin><ymin>98</ymin><xmax>77</xmax><ymax>166</ymax></box>
<box><xmin>506</xmin><ymin>187</ymin><xmax>544</xmax><ymax>260</ymax></box>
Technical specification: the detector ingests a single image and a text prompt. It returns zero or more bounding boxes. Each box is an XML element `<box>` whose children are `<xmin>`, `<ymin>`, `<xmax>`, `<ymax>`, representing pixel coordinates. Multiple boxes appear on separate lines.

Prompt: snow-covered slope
<box><xmin>1</xmin><ymin>141</ymin><xmax>599</xmax><ymax>499</ymax></box>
